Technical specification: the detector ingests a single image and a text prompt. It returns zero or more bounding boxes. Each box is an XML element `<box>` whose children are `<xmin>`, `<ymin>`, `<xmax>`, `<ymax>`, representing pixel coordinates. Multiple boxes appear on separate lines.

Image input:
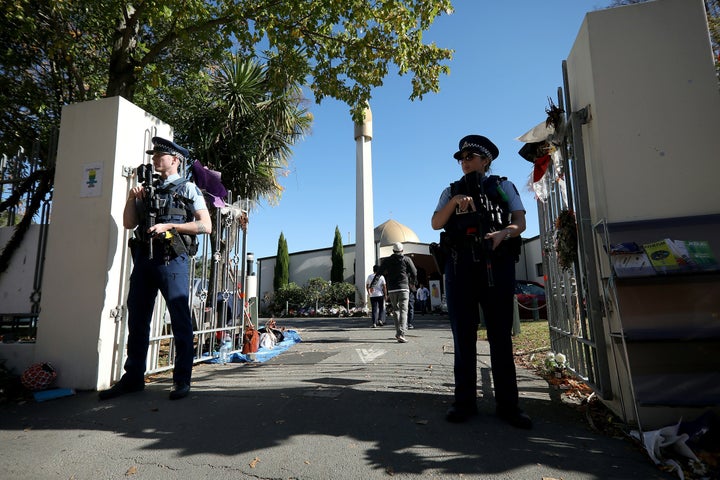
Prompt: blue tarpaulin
<box><xmin>205</xmin><ymin>329</ymin><xmax>302</xmax><ymax>364</ymax></box>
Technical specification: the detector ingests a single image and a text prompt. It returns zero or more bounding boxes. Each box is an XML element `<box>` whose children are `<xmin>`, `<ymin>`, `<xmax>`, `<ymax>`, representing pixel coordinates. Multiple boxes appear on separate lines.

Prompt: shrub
<box><xmin>273</xmin><ymin>282</ymin><xmax>304</xmax><ymax>314</ymax></box>
<box><xmin>325</xmin><ymin>281</ymin><xmax>356</xmax><ymax>306</ymax></box>
<box><xmin>269</xmin><ymin>279</ymin><xmax>358</xmax><ymax>317</ymax></box>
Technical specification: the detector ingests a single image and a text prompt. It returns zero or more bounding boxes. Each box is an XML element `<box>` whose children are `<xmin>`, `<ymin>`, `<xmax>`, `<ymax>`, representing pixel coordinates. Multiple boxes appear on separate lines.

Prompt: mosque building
<box><xmin>254</xmin><ymin>105</ymin><xmax>542</xmax><ymax>311</ymax></box>
<box><xmin>254</xmin><ymin>218</ymin><xmax>542</xmax><ymax>311</ymax></box>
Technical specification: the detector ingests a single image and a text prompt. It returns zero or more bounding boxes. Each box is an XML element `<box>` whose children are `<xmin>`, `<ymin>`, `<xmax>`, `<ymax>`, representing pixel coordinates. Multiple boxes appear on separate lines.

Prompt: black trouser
<box><xmin>370</xmin><ymin>296</ymin><xmax>385</xmax><ymax>325</ymax></box>
<box><xmin>125</xmin><ymin>251</ymin><xmax>194</xmax><ymax>386</ymax></box>
<box><xmin>445</xmin><ymin>247</ymin><xmax>518</xmax><ymax>410</ymax></box>
<box><xmin>408</xmin><ymin>295</ymin><xmax>414</xmax><ymax>324</ymax></box>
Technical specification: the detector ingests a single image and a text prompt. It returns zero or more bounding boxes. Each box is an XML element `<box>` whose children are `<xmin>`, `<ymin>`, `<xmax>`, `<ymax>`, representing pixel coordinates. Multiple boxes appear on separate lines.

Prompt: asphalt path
<box><xmin>0</xmin><ymin>314</ymin><xmax>671</xmax><ymax>479</ymax></box>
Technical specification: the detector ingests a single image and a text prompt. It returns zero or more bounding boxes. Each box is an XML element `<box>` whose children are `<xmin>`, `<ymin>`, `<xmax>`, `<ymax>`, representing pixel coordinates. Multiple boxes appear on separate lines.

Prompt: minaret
<box><xmin>354</xmin><ymin>106</ymin><xmax>374</xmax><ymax>307</ymax></box>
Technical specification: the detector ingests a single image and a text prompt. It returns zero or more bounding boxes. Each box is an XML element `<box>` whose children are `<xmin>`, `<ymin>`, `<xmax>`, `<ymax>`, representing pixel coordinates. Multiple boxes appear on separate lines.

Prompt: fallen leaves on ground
<box><xmin>515</xmin><ymin>350</ymin><xmax>720</xmax><ymax>480</ymax></box>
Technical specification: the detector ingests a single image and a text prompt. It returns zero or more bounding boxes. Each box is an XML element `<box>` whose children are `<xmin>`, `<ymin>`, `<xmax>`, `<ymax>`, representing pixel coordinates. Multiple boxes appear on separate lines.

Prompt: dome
<box><xmin>374</xmin><ymin>219</ymin><xmax>420</xmax><ymax>246</ymax></box>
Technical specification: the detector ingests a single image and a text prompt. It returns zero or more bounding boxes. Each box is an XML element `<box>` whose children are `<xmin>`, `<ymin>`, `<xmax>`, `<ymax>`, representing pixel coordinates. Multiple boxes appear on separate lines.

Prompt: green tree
<box><xmin>325</xmin><ymin>281</ymin><xmax>357</xmax><ymax>308</ymax></box>
<box><xmin>174</xmin><ymin>55</ymin><xmax>311</xmax><ymax>311</ymax></box>
<box><xmin>330</xmin><ymin>226</ymin><xmax>344</xmax><ymax>283</ymax></box>
<box><xmin>273</xmin><ymin>282</ymin><xmax>304</xmax><ymax>315</ymax></box>
<box><xmin>274</xmin><ymin>232</ymin><xmax>290</xmax><ymax>292</ymax></box>
<box><xmin>170</xmin><ymin>55</ymin><xmax>312</xmax><ymax>205</ymax></box>
<box><xmin>306</xmin><ymin>277</ymin><xmax>329</xmax><ymax>311</ymax></box>
<box><xmin>1</xmin><ymin>0</ymin><xmax>453</xmax><ymax>156</ymax></box>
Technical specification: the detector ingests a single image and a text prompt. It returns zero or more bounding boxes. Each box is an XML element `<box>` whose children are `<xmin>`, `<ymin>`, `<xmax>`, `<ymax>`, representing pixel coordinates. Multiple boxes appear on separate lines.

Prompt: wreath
<box><xmin>555</xmin><ymin>209</ymin><xmax>578</xmax><ymax>270</ymax></box>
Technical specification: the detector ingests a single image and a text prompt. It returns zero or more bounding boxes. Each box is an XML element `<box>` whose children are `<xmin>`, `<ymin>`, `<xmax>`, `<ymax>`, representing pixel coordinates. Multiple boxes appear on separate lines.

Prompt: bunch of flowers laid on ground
<box><xmin>545</xmin><ymin>352</ymin><xmax>567</xmax><ymax>378</ymax></box>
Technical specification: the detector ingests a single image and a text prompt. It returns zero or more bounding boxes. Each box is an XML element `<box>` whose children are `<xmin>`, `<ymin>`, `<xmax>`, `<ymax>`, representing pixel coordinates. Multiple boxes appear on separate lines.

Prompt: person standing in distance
<box><xmin>379</xmin><ymin>242</ymin><xmax>417</xmax><ymax>343</ymax></box>
<box><xmin>407</xmin><ymin>282</ymin><xmax>416</xmax><ymax>329</ymax></box>
<box><xmin>366</xmin><ymin>265</ymin><xmax>387</xmax><ymax>328</ymax></box>
<box><xmin>99</xmin><ymin>137</ymin><xmax>212</xmax><ymax>401</ymax></box>
<box><xmin>431</xmin><ymin>134</ymin><xmax>531</xmax><ymax>428</ymax></box>
<box><xmin>416</xmin><ymin>283</ymin><xmax>430</xmax><ymax>314</ymax></box>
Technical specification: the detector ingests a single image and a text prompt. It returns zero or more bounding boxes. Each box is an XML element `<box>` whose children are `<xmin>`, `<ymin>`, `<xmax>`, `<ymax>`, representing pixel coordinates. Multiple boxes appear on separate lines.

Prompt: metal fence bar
<box><xmin>142</xmin><ymin>200</ymin><xmax>248</xmax><ymax>375</ymax></box>
<box><xmin>537</xmin><ymin>80</ymin><xmax>611</xmax><ymax>399</ymax></box>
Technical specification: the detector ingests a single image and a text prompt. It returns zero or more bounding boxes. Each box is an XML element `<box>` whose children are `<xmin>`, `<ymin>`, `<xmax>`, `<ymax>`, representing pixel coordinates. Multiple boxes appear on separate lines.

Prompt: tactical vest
<box><xmin>134</xmin><ymin>179</ymin><xmax>198</xmax><ymax>256</ymax></box>
<box><xmin>152</xmin><ymin>179</ymin><xmax>194</xmax><ymax>225</ymax></box>
<box><xmin>443</xmin><ymin>172</ymin><xmax>521</xmax><ymax>261</ymax></box>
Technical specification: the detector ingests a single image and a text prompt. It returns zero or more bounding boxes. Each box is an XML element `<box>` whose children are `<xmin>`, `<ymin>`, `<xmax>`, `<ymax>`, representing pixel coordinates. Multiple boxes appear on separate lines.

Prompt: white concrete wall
<box><xmin>566</xmin><ymin>0</ymin><xmax>720</xmax><ymax>428</ymax></box>
<box><xmin>35</xmin><ymin>96</ymin><xmax>171</xmax><ymax>389</ymax></box>
<box><xmin>515</xmin><ymin>236</ymin><xmax>544</xmax><ymax>285</ymax></box>
<box><xmin>567</xmin><ymin>0</ymin><xmax>720</xmax><ymax>224</ymax></box>
<box><xmin>257</xmin><ymin>245</ymin><xmax>358</xmax><ymax>304</ymax></box>
<box><xmin>0</xmin><ymin>224</ymin><xmax>41</xmax><ymax>312</ymax></box>
<box><xmin>257</xmin><ymin>239</ymin><xmax>541</xmax><ymax>312</ymax></box>
<box><xmin>0</xmin><ymin>225</ymin><xmax>42</xmax><ymax>373</ymax></box>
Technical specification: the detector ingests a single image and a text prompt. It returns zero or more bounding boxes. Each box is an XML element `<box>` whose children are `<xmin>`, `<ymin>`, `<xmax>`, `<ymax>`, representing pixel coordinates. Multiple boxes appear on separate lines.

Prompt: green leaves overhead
<box><xmin>242</xmin><ymin>0</ymin><xmax>454</xmax><ymax>121</ymax></box>
<box><xmin>1</xmin><ymin>0</ymin><xmax>453</xmax><ymax>203</ymax></box>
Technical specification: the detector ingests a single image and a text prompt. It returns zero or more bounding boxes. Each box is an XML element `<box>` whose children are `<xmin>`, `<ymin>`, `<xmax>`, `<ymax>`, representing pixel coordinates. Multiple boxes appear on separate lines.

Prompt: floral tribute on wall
<box><xmin>555</xmin><ymin>209</ymin><xmax>578</xmax><ymax>270</ymax></box>
<box><xmin>516</xmin><ymin>99</ymin><xmax>567</xmax><ymax>204</ymax></box>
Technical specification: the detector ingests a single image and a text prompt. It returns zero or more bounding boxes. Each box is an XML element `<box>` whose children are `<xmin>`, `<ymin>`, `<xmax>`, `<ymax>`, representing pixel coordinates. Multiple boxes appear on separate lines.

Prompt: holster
<box><xmin>183</xmin><ymin>234</ymin><xmax>199</xmax><ymax>256</ymax></box>
<box><xmin>428</xmin><ymin>232</ymin><xmax>457</xmax><ymax>272</ymax></box>
<box><xmin>168</xmin><ymin>228</ymin><xmax>188</xmax><ymax>257</ymax></box>
<box><xmin>429</xmin><ymin>241</ymin><xmax>445</xmax><ymax>273</ymax></box>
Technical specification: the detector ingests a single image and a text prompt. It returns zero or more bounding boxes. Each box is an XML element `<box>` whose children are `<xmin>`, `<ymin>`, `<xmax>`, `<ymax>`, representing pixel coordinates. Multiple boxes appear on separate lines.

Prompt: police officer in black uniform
<box><xmin>431</xmin><ymin>134</ymin><xmax>532</xmax><ymax>428</ymax></box>
<box><xmin>99</xmin><ymin>137</ymin><xmax>211</xmax><ymax>401</ymax></box>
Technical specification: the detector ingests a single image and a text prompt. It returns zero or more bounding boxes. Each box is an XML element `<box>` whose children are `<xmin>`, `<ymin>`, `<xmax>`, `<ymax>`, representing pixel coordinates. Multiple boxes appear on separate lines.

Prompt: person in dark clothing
<box><xmin>431</xmin><ymin>134</ymin><xmax>531</xmax><ymax>429</ymax></box>
<box><xmin>379</xmin><ymin>242</ymin><xmax>417</xmax><ymax>343</ymax></box>
<box><xmin>407</xmin><ymin>283</ymin><xmax>415</xmax><ymax>329</ymax></box>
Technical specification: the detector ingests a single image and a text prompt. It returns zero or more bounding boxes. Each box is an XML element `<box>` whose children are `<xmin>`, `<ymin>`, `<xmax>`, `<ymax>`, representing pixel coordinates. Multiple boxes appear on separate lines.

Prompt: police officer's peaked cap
<box><xmin>146</xmin><ymin>137</ymin><xmax>189</xmax><ymax>159</ymax></box>
<box><xmin>453</xmin><ymin>135</ymin><xmax>499</xmax><ymax>161</ymax></box>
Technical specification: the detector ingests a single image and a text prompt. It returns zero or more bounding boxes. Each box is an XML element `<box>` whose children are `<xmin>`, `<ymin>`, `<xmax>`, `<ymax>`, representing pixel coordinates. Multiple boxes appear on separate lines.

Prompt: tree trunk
<box><xmin>106</xmin><ymin>6</ymin><xmax>139</xmax><ymax>99</ymax></box>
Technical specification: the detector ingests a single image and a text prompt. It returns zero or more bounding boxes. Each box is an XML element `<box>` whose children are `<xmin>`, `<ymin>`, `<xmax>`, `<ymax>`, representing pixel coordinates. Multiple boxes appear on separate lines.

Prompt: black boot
<box><xmin>496</xmin><ymin>406</ymin><xmax>533</xmax><ymax>429</ymax></box>
<box><xmin>98</xmin><ymin>378</ymin><xmax>144</xmax><ymax>400</ymax></box>
<box><xmin>445</xmin><ymin>403</ymin><xmax>478</xmax><ymax>423</ymax></box>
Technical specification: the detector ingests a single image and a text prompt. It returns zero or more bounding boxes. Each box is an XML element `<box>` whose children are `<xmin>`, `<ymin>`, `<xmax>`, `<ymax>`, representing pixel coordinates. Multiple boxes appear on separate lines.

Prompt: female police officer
<box><xmin>431</xmin><ymin>134</ymin><xmax>531</xmax><ymax>428</ymax></box>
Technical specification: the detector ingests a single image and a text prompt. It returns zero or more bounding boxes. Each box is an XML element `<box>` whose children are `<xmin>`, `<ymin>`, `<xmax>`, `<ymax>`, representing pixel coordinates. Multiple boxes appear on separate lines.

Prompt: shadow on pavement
<box><xmin>0</xmin><ymin>314</ymin><xmax>671</xmax><ymax>480</ymax></box>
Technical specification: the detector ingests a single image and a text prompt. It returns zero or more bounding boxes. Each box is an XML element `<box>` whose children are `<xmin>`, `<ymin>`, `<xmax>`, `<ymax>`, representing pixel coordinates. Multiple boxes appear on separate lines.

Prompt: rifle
<box><xmin>136</xmin><ymin>163</ymin><xmax>159</xmax><ymax>259</ymax></box>
<box><xmin>465</xmin><ymin>171</ymin><xmax>496</xmax><ymax>286</ymax></box>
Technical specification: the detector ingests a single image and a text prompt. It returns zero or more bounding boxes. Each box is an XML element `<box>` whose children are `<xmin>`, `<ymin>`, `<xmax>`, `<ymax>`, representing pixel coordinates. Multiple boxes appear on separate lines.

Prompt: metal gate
<box><xmin>535</xmin><ymin>71</ymin><xmax>613</xmax><ymax>399</ymax></box>
<box><xmin>1</xmin><ymin>139</ymin><xmax>252</xmax><ymax>378</ymax></box>
<box><xmin>117</xmin><ymin>167</ymin><xmax>254</xmax><ymax>377</ymax></box>
<box><xmin>0</xmin><ymin>138</ymin><xmax>55</xmax><ymax>340</ymax></box>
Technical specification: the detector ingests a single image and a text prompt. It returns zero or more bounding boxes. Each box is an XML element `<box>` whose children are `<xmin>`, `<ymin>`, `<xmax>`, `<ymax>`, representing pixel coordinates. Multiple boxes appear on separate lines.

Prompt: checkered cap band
<box><xmin>162</xmin><ymin>147</ymin><xmax>185</xmax><ymax>159</ymax></box>
<box><xmin>460</xmin><ymin>141</ymin><xmax>494</xmax><ymax>160</ymax></box>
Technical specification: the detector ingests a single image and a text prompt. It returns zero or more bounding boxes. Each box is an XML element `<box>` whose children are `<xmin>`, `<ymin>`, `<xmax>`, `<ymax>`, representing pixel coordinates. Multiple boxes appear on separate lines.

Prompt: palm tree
<box><xmin>187</xmin><ymin>54</ymin><xmax>312</xmax><ymax>206</ymax></box>
<box><xmin>179</xmin><ymin>54</ymin><xmax>311</xmax><ymax>320</ymax></box>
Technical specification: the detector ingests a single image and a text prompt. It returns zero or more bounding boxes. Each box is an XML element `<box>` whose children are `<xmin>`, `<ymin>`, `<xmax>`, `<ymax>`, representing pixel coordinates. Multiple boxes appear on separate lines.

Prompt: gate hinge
<box><xmin>110</xmin><ymin>306</ymin><xmax>125</xmax><ymax>322</ymax></box>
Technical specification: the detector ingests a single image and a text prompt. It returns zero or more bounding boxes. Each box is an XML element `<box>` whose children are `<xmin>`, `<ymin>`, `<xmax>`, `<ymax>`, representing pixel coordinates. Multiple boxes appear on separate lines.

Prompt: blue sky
<box><xmin>246</xmin><ymin>1</ymin><xmax>612</xmax><ymax>260</ymax></box>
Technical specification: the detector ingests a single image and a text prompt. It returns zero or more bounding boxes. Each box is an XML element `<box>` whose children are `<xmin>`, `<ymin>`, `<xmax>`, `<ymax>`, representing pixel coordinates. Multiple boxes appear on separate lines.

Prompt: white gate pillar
<box><xmin>36</xmin><ymin>96</ymin><xmax>171</xmax><ymax>390</ymax></box>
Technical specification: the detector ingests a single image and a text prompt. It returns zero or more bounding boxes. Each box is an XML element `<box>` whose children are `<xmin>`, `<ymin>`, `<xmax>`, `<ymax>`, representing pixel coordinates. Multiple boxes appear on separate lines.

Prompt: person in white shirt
<box><xmin>366</xmin><ymin>265</ymin><xmax>387</xmax><ymax>328</ymax></box>
<box><xmin>416</xmin><ymin>283</ymin><xmax>430</xmax><ymax>314</ymax></box>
